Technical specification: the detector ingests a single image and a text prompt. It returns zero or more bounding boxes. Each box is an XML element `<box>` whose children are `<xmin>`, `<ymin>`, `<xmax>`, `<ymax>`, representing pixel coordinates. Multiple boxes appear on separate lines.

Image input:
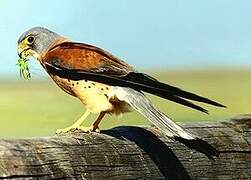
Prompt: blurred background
<box><xmin>1</xmin><ymin>0</ymin><xmax>251</xmax><ymax>138</ymax></box>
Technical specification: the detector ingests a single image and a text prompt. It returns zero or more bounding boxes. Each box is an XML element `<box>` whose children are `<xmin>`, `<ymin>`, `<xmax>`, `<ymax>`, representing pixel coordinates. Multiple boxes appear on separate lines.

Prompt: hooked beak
<box><xmin>17</xmin><ymin>43</ymin><xmax>40</xmax><ymax>60</ymax></box>
<box><xmin>18</xmin><ymin>49</ymin><xmax>27</xmax><ymax>59</ymax></box>
<box><xmin>17</xmin><ymin>41</ymin><xmax>33</xmax><ymax>59</ymax></box>
<box><xmin>17</xmin><ymin>42</ymin><xmax>28</xmax><ymax>59</ymax></box>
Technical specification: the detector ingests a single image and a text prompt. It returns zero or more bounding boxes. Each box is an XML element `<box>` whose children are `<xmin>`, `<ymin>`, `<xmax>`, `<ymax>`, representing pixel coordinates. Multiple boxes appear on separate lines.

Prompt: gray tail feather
<box><xmin>112</xmin><ymin>87</ymin><xmax>196</xmax><ymax>140</ymax></box>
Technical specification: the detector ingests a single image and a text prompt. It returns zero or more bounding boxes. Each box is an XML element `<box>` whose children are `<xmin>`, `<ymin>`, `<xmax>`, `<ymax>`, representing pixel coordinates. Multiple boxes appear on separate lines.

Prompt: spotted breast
<box><xmin>50</xmin><ymin>75</ymin><xmax>130</xmax><ymax>115</ymax></box>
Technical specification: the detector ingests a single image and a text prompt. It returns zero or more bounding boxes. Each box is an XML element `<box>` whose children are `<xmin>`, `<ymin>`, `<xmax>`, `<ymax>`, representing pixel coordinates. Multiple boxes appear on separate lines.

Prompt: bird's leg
<box><xmin>93</xmin><ymin>112</ymin><xmax>106</xmax><ymax>131</ymax></box>
<box><xmin>56</xmin><ymin>110</ymin><xmax>91</xmax><ymax>134</ymax></box>
<box><xmin>92</xmin><ymin>112</ymin><xmax>106</xmax><ymax>132</ymax></box>
<box><xmin>78</xmin><ymin>112</ymin><xmax>106</xmax><ymax>133</ymax></box>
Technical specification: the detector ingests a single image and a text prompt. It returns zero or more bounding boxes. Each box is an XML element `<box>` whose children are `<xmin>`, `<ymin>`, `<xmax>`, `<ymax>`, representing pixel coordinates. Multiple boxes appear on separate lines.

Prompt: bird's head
<box><xmin>17</xmin><ymin>27</ymin><xmax>61</xmax><ymax>60</ymax></box>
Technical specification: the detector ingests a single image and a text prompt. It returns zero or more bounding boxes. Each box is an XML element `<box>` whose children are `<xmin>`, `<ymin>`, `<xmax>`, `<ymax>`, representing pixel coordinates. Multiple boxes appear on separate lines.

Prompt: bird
<box><xmin>17</xmin><ymin>27</ymin><xmax>225</xmax><ymax>140</ymax></box>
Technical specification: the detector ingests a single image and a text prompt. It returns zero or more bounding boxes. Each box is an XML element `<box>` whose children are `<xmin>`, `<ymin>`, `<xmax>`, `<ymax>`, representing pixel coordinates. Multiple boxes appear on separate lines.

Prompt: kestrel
<box><xmin>17</xmin><ymin>27</ymin><xmax>224</xmax><ymax>140</ymax></box>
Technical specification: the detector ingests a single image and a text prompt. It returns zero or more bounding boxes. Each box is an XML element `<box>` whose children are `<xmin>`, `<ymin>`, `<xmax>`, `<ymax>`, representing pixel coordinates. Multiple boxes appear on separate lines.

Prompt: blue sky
<box><xmin>1</xmin><ymin>0</ymin><xmax>251</xmax><ymax>77</ymax></box>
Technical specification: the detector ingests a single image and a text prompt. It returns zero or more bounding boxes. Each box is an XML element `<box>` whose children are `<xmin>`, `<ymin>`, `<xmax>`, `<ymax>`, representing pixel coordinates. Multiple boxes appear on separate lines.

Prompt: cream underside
<box><xmin>74</xmin><ymin>80</ymin><xmax>113</xmax><ymax>113</ymax></box>
<box><xmin>52</xmin><ymin>76</ymin><xmax>128</xmax><ymax>114</ymax></box>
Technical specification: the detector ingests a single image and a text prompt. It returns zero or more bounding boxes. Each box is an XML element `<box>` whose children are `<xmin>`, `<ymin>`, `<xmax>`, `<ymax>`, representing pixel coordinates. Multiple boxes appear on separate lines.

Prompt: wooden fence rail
<box><xmin>0</xmin><ymin>115</ymin><xmax>250</xmax><ymax>179</ymax></box>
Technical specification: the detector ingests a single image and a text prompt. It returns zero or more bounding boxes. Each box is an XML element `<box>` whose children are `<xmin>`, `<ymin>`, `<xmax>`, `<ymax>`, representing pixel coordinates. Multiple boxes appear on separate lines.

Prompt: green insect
<box><xmin>17</xmin><ymin>58</ymin><xmax>31</xmax><ymax>80</ymax></box>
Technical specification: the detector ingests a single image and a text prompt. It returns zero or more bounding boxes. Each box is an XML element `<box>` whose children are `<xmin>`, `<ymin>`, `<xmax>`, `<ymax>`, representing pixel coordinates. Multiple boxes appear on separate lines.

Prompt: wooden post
<box><xmin>0</xmin><ymin>115</ymin><xmax>250</xmax><ymax>179</ymax></box>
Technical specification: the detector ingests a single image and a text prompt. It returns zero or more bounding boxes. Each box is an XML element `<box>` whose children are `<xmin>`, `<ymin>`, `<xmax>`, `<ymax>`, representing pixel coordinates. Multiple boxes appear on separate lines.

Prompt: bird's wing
<box><xmin>43</xmin><ymin>42</ymin><xmax>225</xmax><ymax>113</ymax></box>
<box><xmin>42</xmin><ymin>42</ymin><xmax>133</xmax><ymax>76</ymax></box>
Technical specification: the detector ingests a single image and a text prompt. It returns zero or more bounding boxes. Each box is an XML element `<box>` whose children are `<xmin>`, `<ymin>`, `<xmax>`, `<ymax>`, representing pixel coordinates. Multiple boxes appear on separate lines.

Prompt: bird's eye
<box><xmin>27</xmin><ymin>36</ymin><xmax>34</xmax><ymax>44</ymax></box>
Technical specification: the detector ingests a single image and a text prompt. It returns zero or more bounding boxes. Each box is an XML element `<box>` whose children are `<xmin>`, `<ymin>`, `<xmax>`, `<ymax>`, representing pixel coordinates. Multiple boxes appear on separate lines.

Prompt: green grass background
<box><xmin>1</xmin><ymin>68</ymin><xmax>251</xmax><ymax>138</ymax></box>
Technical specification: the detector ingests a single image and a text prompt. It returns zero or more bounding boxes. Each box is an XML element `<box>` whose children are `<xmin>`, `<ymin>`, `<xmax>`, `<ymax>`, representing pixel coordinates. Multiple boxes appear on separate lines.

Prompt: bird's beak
<box><xmin>18</xmin><ymin>49</ymin><xmax>27</xmax><ymax>59</ymax></box>
<box><xmin>17</xmin><ymin>42</ymin><xmax>29</xmax><ymax>59</ymax></box>
<box><xmin>17</xmin><ymin>42</ymin><xmax>40</xmax><ymax>60</ymax></box>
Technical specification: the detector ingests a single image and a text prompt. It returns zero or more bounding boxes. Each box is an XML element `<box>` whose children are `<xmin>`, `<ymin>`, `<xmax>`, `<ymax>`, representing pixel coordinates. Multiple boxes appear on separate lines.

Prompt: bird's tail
<box><xmin>111</xmin><ymin>87</ymin><xmax>195</xmax><ymax>140</ymax></box>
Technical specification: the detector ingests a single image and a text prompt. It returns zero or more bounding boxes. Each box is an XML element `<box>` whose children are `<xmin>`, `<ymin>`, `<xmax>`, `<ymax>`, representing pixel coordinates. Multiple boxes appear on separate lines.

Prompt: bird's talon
<box><xmin>56</xmin><ymin>129</ymin><xmax>65</xmax><ymax>134</ymax></box>
<box><xmin>75</xmin><ymin>126</ymin><xmax>94</xmax><ymax>133</ymax></box>
<box><xmin>93</xmin><ymin>127</ymin><xmax>100</xmax><ymax>133</ymax></box>
<box><xmin>56</xmin><ymin>126</ymin><xmax>77</xmax><ymax>134</ymax></box>
<box><xmin>56</xmin><ymin>125</ymin><xmax>100</xmax><ymax>134</ymax></box>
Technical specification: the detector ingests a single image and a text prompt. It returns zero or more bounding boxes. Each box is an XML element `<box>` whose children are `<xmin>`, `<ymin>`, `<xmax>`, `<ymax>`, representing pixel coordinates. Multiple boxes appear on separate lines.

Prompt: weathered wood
<box><xmin>0</xmin><ymin>115</ymin><xmax>250</xmax><ymax>180</ymax></box>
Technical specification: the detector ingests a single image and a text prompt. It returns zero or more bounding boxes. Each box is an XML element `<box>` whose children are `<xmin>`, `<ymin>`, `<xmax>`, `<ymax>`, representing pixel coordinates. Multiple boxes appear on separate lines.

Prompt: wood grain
<box><xmin>0</xmin><ymin>115</ymin><xmax>250</xmax><ymax>179</ymax></box>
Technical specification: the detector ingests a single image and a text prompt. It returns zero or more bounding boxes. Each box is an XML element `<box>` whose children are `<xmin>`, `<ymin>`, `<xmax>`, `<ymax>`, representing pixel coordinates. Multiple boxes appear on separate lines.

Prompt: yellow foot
<box><xmin>76</xmin><ymin>125</ymin><xmax>100</xmax><ymax>133</ymax></box>
<box><xmin>56</xmin><ymin>125</ymin><xmax>100</xmax><ymax>134</ymax></box>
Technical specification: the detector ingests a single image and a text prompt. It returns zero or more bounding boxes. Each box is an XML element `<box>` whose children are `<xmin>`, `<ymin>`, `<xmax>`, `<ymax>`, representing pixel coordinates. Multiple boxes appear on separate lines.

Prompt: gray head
<box><xmin>17</xmin><ymin>27</ymin><xmax>61</xmax><ymax>59</ymax></box>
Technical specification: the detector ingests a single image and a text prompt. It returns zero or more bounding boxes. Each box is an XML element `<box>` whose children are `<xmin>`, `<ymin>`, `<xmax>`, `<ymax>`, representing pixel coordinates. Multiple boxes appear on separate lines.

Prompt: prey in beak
<box><xmin>17</xmin><ymin>57</ymin><xmax>31</xmax><ymax>80</ymax></box>
<box><xmin>17</xmin><ymin>44</ymin><xmax>31</xmax><ymax>80</ymax></box>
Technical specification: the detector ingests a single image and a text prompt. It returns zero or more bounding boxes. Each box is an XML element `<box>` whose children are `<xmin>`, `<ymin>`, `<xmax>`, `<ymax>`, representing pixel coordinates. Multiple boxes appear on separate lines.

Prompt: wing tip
<box><xmin>208</xmin><ymin>100</ymin><xmax>226</xmax><ymax>108</ymax></box>
<box><xmin>202</xmin><ymin>109</ymin><xmax>209</xmax><ymax>114</ymax></box>
<box><xmin>197</xmin><ymin>107</ymin><xmax>209</xmax><ymax>114</ymax></box>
